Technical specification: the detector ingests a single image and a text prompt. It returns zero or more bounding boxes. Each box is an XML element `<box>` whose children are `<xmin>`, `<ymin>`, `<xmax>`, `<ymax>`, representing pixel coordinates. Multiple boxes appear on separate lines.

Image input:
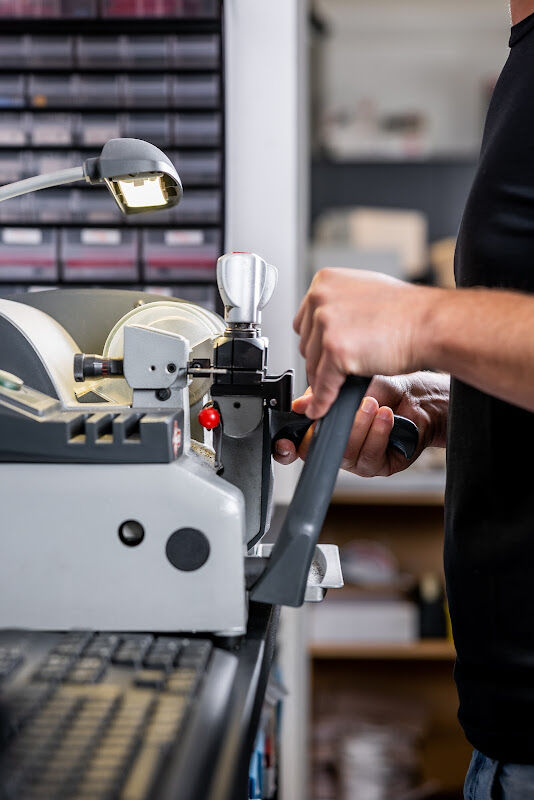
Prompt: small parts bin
<box><xmin>61</xmin><ymin>228</ymin><xmax>138</xmax><ymax>282</ymax></box>
<box><xmin>80</xmin><ymin>114</ymin><xmax>121</xmax><ymax>146</ymax></box>
<box><xmin>123</xmin><ymin>36</ymin><xmax>171</xmax><ymax>67</ymax></box>
<box><xmin>31</xmin><ymin>113</ymin><xmax>73</xmax><ymax>146</ymax></box>
<box><xmin>123</xmin><ymin>75</ymin><xmax>169</xmax><ymax>107</ymax></box>
<box><xmin>0</xmin><ymin>76</ymin><xmax>25</xmax><ymax>109</ymax></box>
<box><xmin>77</xmin><ymin>36</ymin><xmax>125</xmax><ymax>68</ymax></box>
<box><xmin>173</xmin><ymin>35</ymin><xmax>219</xmax><ymax>69</ymax></box>
<box><xmin>175</xmin><ymin>190</ymin><xmax>220</xmax><ymax>223</ymax></box>
<box><xmin>0</xmin><ymin>154</ymin><xmax>25</xmax><ymax>184</ymax></box>
<box><xmin>174</xmin><ymin>113</ymin><xmax>221</xmax><ymax>146</ymax></box>
<box><xmin>29</xmin><ymin>75</ymin><xmax>72</xmax><ymax>107</ymax></box>
<box><xmin>0</xmin><ymin>114</ymin><xmax>27</xmax><ymax>146</ymax></box>
<box><xmin>124</xmin><ymin>113</ymin><xmax>171</xmax><ymax>145</ymax></box>
<box><xmin>172</xmin><ymin>76</ymin><xmax>219</xmax><ymax>108</ymax></box>
<box><xmin>172</xmin><ymin>151</ymin><xmax>221</xmax><ymax>185</ymax></box>
<box><xmin>142</xmin><ymin>228</ymin><xmax>219</xmax><ymax>281</ymax></box>
<box><xmin>0</xmin><ymin>227</ymin><xmax>58</xmax><ymax>282</ymax></box>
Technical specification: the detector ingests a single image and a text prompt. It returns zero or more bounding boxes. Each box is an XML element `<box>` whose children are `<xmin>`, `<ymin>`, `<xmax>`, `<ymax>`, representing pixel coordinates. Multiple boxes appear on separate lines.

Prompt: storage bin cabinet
<box><xmin>0</xmin><ymin>5</ymin><xmax>224</xmax><ymax>302</ymax></box>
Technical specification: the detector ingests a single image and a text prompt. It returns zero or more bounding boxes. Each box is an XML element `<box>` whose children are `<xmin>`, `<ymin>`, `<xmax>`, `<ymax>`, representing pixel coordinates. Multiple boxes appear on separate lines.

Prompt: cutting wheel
<box><xmin>100</xmin><ymin>300</ymin><xmax>225</xmax><ymax>406</ymax></box>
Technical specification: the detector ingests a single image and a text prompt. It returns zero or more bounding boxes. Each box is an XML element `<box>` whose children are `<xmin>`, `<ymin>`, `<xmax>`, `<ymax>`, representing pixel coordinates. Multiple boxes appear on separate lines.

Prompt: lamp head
<box><xmin>83</xmin><ymin>138</ymin><xmax>183</xmax><ymax>215</ymax></box>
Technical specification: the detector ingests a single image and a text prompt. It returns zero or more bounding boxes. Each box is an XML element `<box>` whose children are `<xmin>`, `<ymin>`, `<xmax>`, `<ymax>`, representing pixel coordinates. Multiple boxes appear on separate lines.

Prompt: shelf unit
<box><xmin>0</xmin><ymin>2</ymin><xmax>224</xmax><ymax>311</ymax></box>
<box><xmin>310</xmin><ymin>639</ymin><xmax>455</xmax><ymax>661</ymax></box>
<box><xmin>333</xmin><ymin>467</ymin><xmax>446</xmax><ymax>506</ymax></box>
<box><xmin>309</xmin><ymin>502</ymin><xmax>471</xmax><ymax>799</ymax></box>
<box><xmin>311</xmin><ymin>157</ymin><xmax>479</xmax><ymax>243</ymax></box>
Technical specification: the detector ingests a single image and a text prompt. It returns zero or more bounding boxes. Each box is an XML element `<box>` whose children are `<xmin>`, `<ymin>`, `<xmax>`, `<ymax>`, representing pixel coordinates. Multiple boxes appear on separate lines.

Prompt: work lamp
<box><xmin>0</xmin><ymin>137</ymin><xmax>183</xmax><ymax>215</ymax></box>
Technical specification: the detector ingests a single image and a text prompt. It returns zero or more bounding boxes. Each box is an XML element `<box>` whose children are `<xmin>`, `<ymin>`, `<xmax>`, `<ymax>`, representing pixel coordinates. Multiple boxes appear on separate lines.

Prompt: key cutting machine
<box><xmin>0</xmin><ymin>251</ymin><xmax>418</xmax><ymax>634</ymax></box>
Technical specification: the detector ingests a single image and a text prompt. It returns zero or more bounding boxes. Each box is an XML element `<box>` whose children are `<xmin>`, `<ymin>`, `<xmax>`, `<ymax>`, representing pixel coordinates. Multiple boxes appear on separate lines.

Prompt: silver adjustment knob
<box><xmin>216</xmin><ymin>252</ymin><xmax>278</xmax><ymax>327</ymax></box>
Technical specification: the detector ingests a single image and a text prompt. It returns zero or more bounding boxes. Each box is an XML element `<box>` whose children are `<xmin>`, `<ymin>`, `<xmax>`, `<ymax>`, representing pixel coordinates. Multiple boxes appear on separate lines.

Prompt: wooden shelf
<box><xmin>332</xmin><ymin>469</ymin><xmax>446</xmax><ymax>506</ymax></box>
<box><xmin>310</xmin><ymin>639</ymin><xmax>455</xmax><ymax>661</ymax></box>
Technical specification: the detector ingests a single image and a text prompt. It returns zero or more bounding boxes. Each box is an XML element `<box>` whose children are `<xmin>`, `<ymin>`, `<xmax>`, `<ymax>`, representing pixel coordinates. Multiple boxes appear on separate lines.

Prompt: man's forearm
<box><xmin>293</xmin><ymin>268</ymin><xmax>534</xmax><ymax>419</ymax></box>
<box><xmin>424</xmin><ymin>287</ymin><xmax>534</xmax><ymax>412</ymax></box>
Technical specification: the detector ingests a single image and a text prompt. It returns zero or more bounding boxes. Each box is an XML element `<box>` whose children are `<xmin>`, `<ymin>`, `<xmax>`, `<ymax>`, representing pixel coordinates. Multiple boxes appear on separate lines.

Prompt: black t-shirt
<box><xmin>446</xmin><ymin>13</ymin><xmax>534</xmax><ymax>763</ymax></box>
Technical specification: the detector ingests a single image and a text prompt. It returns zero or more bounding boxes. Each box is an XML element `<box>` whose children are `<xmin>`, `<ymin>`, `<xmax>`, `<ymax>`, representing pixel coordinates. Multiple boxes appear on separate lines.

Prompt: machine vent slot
<box><xmin>112</xmin><ymin>412</ymin><xmax>144</xmax><ymax>445</ymax></box>
<box><xmin>66</xmin><ymin>413</ymin><xmax>145</xmax><ymax>448</ymax></box>
<box><xmin>124</xmin><ymin>414</ymin><xmax>143</xmax><ymax>443</ymax></box>
<box><xmin>93</xmin><ymin>414</ymin><xmax>115</xmax><ymax>444</ymax></box>
<box><xmin>67</xmin><ymin>415</ymin><xmax>88</xmax><ymax>444</ymax></box>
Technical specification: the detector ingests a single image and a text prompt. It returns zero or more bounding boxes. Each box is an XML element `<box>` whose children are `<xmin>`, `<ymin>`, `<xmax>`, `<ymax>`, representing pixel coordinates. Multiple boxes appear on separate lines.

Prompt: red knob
<box><xmin>198</xmin><ymin>405</ymin><xmax>221</xmax><ymax>430</ymax></box>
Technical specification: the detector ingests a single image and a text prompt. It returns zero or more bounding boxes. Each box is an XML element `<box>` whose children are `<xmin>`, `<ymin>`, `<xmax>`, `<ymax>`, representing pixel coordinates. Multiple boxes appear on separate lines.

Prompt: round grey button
<box><xmin>0</xmin><ymin>370</ymin><xmax>23</xmax><ymax>391</ymax></box>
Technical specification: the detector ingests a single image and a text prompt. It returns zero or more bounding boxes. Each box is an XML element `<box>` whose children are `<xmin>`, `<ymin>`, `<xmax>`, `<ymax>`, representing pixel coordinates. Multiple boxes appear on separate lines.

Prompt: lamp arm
<box><xmin>0</xmin><ymin>166</ymin><xmax>86</xmax><ymax>203</ymax></box>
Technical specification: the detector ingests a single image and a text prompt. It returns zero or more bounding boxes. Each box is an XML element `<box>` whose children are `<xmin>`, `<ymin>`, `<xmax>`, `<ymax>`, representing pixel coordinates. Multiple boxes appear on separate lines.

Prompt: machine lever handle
<box><xmin>272</xmin><ymin>410</ymin><xmax>418</xmax><ymax>460</ymax></box>
<box><xmin>251</xmin><ymin>376</ymin><xmax>372</xmax><ymax>607</ymax></box>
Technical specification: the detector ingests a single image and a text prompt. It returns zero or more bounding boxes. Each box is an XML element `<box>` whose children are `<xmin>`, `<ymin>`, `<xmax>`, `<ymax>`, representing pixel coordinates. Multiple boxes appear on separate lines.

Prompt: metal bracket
<box><xmin>250</xmin><ymin>543</ymin><xmax>344</xmax><ymax>602</ymax></box>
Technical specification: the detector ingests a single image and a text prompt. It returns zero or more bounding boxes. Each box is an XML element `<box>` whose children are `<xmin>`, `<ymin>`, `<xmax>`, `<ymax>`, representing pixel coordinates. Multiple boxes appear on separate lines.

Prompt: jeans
<box><xmin>465</xmin><ymin>749</ymin><xmax>534</xmax><ymax>799</ymax></box>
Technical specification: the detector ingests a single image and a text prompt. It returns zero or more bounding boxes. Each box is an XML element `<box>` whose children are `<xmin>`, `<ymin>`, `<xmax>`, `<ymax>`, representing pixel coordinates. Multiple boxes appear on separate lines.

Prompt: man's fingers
<box><xmin>354</xmin><ymin>406</ymin><xmax>394</xmax><ymax>477</ymax></box>
<box><xmin>304</xmin><ymin>317</ymin><xmax>325</xmax><ymax>386</ymax></box>
<box><xmin>292</xmin><ymin>392</ymin><xmax>313</xmax><ymax>415</ymax></box>
<box><xmin>273</xmin><ymin>438</ymin><xmax>298</xmax><ymax>465</ymax></box>
<box><xmin>293</xmin><ymin>296</ymin><xmax>307</xmax><ymax>334</ymax></box>
<box><xmin>340</xmin><ymin>396</ymin><xmax>379</xmax><ymax>468</ymax></box>
<box><xmin>297</xmin><ymin>305</ymin><xmax>313</xmax><ymax>358</ymax></box>
<box><xmin>306</xmin><ymin>352</ymin><xmax>346</xmax><ymax>419</ymax></box>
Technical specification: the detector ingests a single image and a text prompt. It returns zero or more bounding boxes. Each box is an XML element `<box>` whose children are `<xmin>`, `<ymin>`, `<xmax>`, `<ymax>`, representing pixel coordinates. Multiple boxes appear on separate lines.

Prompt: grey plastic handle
<box><xmin>272</xmin><ymin>410</ymin><xmax>418</xmax><ymax>460</ymax></box>
<box><xmin>251</xmin><ymin>375</ymin><xmax>371</xmax><ymax>607</ymax></box>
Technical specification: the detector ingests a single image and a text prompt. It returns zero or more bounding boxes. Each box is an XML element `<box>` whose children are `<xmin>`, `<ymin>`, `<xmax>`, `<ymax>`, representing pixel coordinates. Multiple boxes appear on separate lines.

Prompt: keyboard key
<box><xmin>85</xmin><ymin>633</ymin><xmax>121</xmax><ymax>660</ymax></box>
<box><xmin>67</xmin><ymin>657</ymin><xmax>107</xmax><ymax>685</ymax></box>
<box><xmin>146</xmin><ymin>696</ymin><xmax>187</xmax><ymax>744</ymax></box>
<box><xmin>0</xmin><ymin>648</ymin><xmax>24</xmax><ymax>682</ymax></box>
<box><xmin>52</xmin><ymin>631</ymin><xmax>92</xmax><ymax>657</ymax></box>
<box><xmin>112</xmin><ymin>636</ymin><xmax>153</xmax><ymax>666</ymax></box>
<box><xmin>33</xmin><ymin>653</ymin><xmax>76</xmax><ymax>683</ymax></box>
<box><xmin>165</xmin><ymin>668</ymin><xmax>199</xmax><ymax>696</ymax></box>
<box><xmin>121</xmin><ymin>742</ymin><xmax>166</xmax><ymax>800</ymax></box>
<box><xmin>143</xmin><ymin>651</ymin><xmax>175</xmax><ymax>670</ymax></box>
<box><xmin>143</xmin><ymin>637</ymin><xmax>184</xmax><ymax>669</ymax></box>
<box><xmin>134</xmin><ymin>670</ymin><xmax>167</xmax><ymax>689</ymax></box>
<box><xmin>177</xmin><ymin>640</ymin><xmax>212</xmax><ymax>670</ymax></box>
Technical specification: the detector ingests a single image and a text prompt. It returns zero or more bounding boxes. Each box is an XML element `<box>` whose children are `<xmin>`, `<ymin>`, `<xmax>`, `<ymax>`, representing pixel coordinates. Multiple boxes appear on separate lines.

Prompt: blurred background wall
<box><xmin>304</xmin><ymin>3</ymin><xmax>511</xmax><ymax>800</ymax></box>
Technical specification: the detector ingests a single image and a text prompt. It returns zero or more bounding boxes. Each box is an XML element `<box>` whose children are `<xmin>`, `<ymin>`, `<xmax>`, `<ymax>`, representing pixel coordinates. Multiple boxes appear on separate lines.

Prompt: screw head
<box><xmin>118</xmin><ymin>520</ymin><xmax>145</xmax><ymax>547</ymax></box>
<box><xmin>156</xmin><ymin>388</ymin><xmax>172</xmax><ymax>402</ymax></box>
<box><xmin>269</xmin><ymin>398</ymin><xmax>278</xmax><ymax>407</ymax></box>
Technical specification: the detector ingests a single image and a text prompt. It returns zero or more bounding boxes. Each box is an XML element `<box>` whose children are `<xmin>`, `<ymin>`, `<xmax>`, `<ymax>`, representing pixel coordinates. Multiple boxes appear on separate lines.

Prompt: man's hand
<box><xmin>274</xmin><ymin>372</ymin><xmax>449</xmax><ymax>478</ymax></box>
<box><xmin>293</xmin><ymin>268</ymin><xmax>436</xmax><ymax>419</ymax></box>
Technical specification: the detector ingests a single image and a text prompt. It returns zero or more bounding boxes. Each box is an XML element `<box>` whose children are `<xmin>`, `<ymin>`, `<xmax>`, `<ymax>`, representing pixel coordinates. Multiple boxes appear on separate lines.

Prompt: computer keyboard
<box><xmin>0</xmin><ymin>631</ymin><xmax>213</xmax><ymax>800</ymax></box>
